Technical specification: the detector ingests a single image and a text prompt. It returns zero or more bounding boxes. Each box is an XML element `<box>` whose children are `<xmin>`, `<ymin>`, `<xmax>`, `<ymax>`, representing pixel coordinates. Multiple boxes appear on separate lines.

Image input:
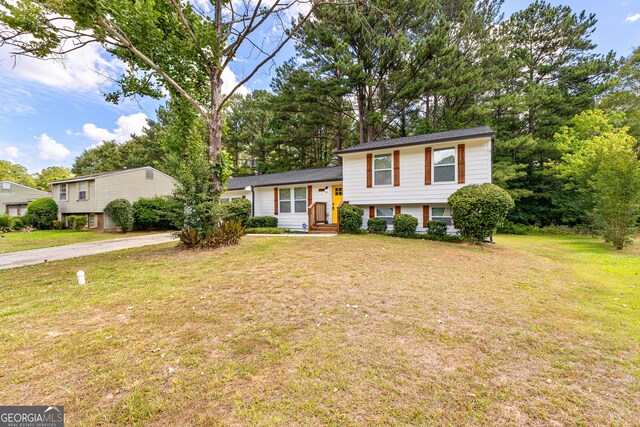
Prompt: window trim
<box><xmin>432</xmin><ymin>146</ymin><xmax>457</xmax><ymax>184</ymax></box>
<box><xmin>88</xmin><ymin>213</ymin><xmax>97</xmax><ymax>229</ymax></box>
<box><xmin>374</xmin><ymin>206</ymin><xmax>394</xmax><ymax>225</ymax></box>
<box><xmin>78</xmin><ymin>181</ymin><xmax>88</xmax><ymax>201</ymax></box>
<box><xmin>431</xmin><ymin>206</ymin><xmax>452</xmax><ymax>227</ymax></box>
<box><xmin>59</xmin><ymin>183</ymin><xmax>67</xmax><ymax>201</ymax></box>
<box><xmin>278</xmin><ymin>186</ymin><xmax>307</xmax><ymax>214</ymax></box>
<box><xmin>373</xmin><ymin>153</ymin><xmax>393</xmax><ymax>187</ymax></box>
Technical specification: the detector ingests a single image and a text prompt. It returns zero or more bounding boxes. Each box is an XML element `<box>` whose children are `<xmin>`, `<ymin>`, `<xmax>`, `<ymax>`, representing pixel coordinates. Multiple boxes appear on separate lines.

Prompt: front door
<box><xmin>332</xmin><ymin>185</ymin><xmax>343</xmax><ymax>223</ymax></box>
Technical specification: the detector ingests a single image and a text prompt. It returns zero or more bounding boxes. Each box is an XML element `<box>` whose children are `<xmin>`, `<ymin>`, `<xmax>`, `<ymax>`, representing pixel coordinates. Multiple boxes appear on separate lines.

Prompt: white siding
<box><xmin>357</xmin><ymin>203</ymin><xmax>455</xmax><ymax>233</ymax></box>
<box><xmin>221</xmin><ymin>189</ymin><xmax>251</xmax><ymax>200</ymax></box>
<box><xmin>251</xmin><ymin>181</ymin><xmax>341</xmax><ymax>231</ymax></box>
<box><xmin>342</xmin><ymin>137</ymin><xmax>492</xmax><ymax>205</ymax></box>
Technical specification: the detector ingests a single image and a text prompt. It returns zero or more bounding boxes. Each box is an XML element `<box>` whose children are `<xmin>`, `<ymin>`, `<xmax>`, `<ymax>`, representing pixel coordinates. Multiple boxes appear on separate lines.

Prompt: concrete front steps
<box><xmin>309</xmin><ymin>224</ymin><xmax>339</xmax><ymax>234</ymax></box>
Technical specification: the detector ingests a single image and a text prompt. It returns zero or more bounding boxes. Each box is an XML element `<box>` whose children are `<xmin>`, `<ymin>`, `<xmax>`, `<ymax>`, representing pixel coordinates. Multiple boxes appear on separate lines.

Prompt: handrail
<box><xmin>307</xmin><ymin>201</ymin><xmax>327</xmax><ymax>229</ymax></box>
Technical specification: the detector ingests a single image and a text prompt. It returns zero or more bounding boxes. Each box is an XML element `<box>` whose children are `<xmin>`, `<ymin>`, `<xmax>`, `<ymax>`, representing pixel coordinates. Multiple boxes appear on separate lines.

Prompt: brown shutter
<box><xmin>458</xmin><ymin>144</ymin><xmax>466</xmax><ymax>184</ymax></box>
<box><xmin>423</xmin><ymin>205</ymin><xmax>430</xmax><ymax>227</ymax></box>
<box><xmin>425</xmin><ymin>147</ymin><xmax>432</xmax><ymax>185</ymax></box>
<box><xmin>369</xmin><ymin>206</ymin><xmax>375</xmax><ymax>218</ymax></box>
<box><xmin>393</xmin><ymin>150</ymin><xmax>400</xmax><ymax>186</ymax></box>
<box><xmin>395</xmin><ymin>206</ymin><xmax>401</xmax><ymax>215</ymax></box>
<box><xmin>307</xmin><ymin>185</ymin><xmax>312</xmax><ymax>205</ymax></box>
<box><xmin>366</xmin><ymin>153</ymin><xmax>373</xmax><ymax>188</ymax></box>
<box><xmin>274</xmin><ymin>187</ymin><xmax>278</xmax><ymax>215</ymax></box>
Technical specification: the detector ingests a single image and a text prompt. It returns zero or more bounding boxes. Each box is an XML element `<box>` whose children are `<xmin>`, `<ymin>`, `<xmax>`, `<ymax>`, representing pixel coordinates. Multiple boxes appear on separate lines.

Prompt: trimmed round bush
<box><xmin>246</xmin><ymin>216</ymin><xmax>278</xmax><ymax>228</ymax></box>
<box><xmin>338</xmin><ymin>205</ymin><xmax>363</xmax><ymax>233</ymax></box>
<box><xmin>448</xmin><ymin>183</ymin><xmax>515</xmax><ymax>242</ymax></box>
<box><xmin>26</xmin><ymin>197</ymin><xmax>58</xmax><ymax>230</ymax></box>
<box><xmin>220</xmin><ymin>199</ymin><xmax>252</xmax><ymax>224</ymax></box>
<box><xmin>104</xmin><ymin>198</ymin><xmax>134</xmax><ymax>232</ymax></box>
<box><xmin>392</xmin><ymin>214</ymin><xmax>418</xmax><ymax>235</ymax></box>
<box><xmin>367</xmin><ymin>217</ymin><xmax>387</xmax><ymax>234</ymax></box>
<box><xmin>133</xmin><ymin>196</ymin><xmax>179</xmax><ymax>230</ymax></box>
<box><xmin>426</xmin><ymin>220</ymin><xmax>447</xmax><ymax>237</ymax></box>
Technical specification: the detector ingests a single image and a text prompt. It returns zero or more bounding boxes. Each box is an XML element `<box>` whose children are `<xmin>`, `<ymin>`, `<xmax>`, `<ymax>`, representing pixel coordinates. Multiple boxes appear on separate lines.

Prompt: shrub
<box><xmin>448</xmin><ymin>183</ymin><xmax>514</xmax><ymax>242</ymax></box>
<box><xmin>67</xmin><ymin>215</ymin><xmax>87</xmax><ymax>230</ymax></box>
<box><xmin>104</xmin><ymin>198</ymin><xmax>134</xmax><ymax>232</ymax></box>
<box><xmin>386</xmin><ymin>231</ymin><xmax>464</xmax><ymax>243</ymax></box>
<box><xmin>133</xmin><ymin>197</ymin><xmax>179</xmax><ymax>230</ymax></box>
<box><xmin>338</xmin><ymin>205</ymin><xmax>363</xmax><ymax>233</ymax></box>
<box><xmin>177</xmin><ymin>220</ymin><xmax>245</xmax><ymax>249</ymax></box>
<box><xmin>26</xmin><ymin>198</ymin><xmax>58</xmax><ymax>230</ymax></box>
<box><xmin>0</xmin><ymin>214</ymin><xmax>12</xmax><ymax>232</ymax></box>
<box><xmin>215</xmin><ymin>220</ymin><xmax>245</xmax><ymax>245</ymax></box>
<box><xmin>392</xmin><ymin>214</ymin><xmax>418</xmax><ymax>235</ymax></box>
<box><xmin>246</xmin><ymin>216</ymin><xmax>278</xmax><ymax>228</ymax></box>
<box><xmin>51</xmin><ymin>220</ymin><xmax>63</xmax><ymax>230</ymax></box>
<box><xmin>367</xmin><ymin>217</ymin><xmax>387</xmax><ymax>234</ymax></box>
<box><xmin>220</xmin><ymin>199</ymin><xmax>251</xmax><ymax>224</ymax></box>
<box><xmin>426</xmin><ymin>220</ymin><xmax>447</xmax><ymax>237</ymax></box>
<box><xmin>245</xmin><ymin>227</ymin><xmax>285</xmax><ymax>234</ymax></box>
<box><xmin>12</xmin><ymin>216</ymin><xmax>26</xmax><ymax>230</ymax></box>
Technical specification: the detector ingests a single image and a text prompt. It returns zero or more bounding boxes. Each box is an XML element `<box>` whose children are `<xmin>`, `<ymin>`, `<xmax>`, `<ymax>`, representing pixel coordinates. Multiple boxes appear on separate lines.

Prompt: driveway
<box><xmin>0</xmin><ymin>233</ymin><xmax>175</xmax><ymax>270</ymax></box>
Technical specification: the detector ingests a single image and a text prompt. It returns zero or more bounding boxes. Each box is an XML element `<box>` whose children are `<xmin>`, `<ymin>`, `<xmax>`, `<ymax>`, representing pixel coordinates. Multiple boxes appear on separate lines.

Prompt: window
<box><xmin>88</xmin><ymin>214</ymin><xmax>97</xmax><ymax>228</ymax></box>
<box><xmin>78</xmin><ymin>182</ymin><xmax>87</xmax><ymax>200</ymax></box>
<box><xmin>279</xmin><ymin>187</ymin><xmax>307</xmax><ymax>213</ymax></box>
<box><xmin>433</xmin><ymin>148</ymin><xmax>456</xmax><ymax>182</ymax></box>
<box><xmin>2</xmin><ymin>182</ymin><xmax>10</xmax><ymax>190</ymax></box>
<box><xmin>374</xmin><ymin>154</ymin><xmax>392</xmax><ymax>185</ymax></box>
<box><xmin>221</xmin><ymin>197</ymin><xmax>241</xmax><ymax>204</ymax></box>
<box><xmin>431</xmin><ymin>207</ymin><xmax>452</xmax><ymax>226</ymax></box>
<box><xmin>146</xmin><ymin>169</ymin><xmax>154</xmax><ymax>179</ymax></box>
<box><xmin>59</xmin><ymin>184</ymin><xmax>67</xmax><ymax>201</ymax></box>
<box><xmin>375</xmin><ymin>207</ymin><xmax>394</xmax><ymax>225</ymax></box>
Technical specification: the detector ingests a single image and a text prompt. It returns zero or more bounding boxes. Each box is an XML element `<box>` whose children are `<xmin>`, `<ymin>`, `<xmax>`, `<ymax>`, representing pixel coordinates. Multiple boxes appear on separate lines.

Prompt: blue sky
<box><xmin>0</xmin><ymin>0</ymin><xmax>639</xmax><ymax>173</ymax></box>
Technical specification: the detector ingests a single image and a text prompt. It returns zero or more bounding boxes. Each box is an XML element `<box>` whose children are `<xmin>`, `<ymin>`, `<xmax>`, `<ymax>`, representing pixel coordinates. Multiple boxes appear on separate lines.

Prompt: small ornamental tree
<box><xmin>338</xmin><ymin>205</ymin><xmax>364</xmax><ymax>233</ymax></box>
<box><xmin>104</xmin><ymin>199</ymin><xmax>134</xmax><ymax>232</ymax></box>
<box><xmin>26</xmin><ymin>198</ymin><xmax>58</xmax><ymax>230</ymax></box>
<box><xmin>448</xmin><ymin>184</ymin><xmax>515</xmax><ymax>242</ymax></box>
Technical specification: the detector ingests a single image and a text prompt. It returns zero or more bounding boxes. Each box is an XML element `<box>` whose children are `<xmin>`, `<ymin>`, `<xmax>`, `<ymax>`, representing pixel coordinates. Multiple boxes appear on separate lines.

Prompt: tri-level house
<box><xmin>49</xmin><ymin>166</ymin><xmax>175</xmax><ymax>231</ymax></box>
<box><xmin>222</xmin><ymin>126</ymin><xmax>494</xmax><ymax>233</ymax></box>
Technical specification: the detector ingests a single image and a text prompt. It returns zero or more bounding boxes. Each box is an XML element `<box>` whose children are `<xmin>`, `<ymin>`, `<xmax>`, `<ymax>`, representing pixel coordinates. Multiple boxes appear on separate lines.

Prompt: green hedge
<box><xmin>0</xmin><ymin>214</ymin><xmax>11</xmax><ymax>232</ymax></box>
<box><xmin>104</xmin><ymin>198</ymin><xmax>134</xmax><ymax>232</ymax></box>
<box><xmin>392</xmin><ymin>214</ymin><xmax>418</xmax><ymax>235</ymax></box>
<box><xmin>338</xmin><ymin>205</ymin><xmax>363</xmax><ymax>233</ymax></box>
<box><xmin>246</xmin><ymin>216</ymin><xmax>278</xmax><ymax>228</ymax></box>
<box><xmin>386</xmin><ymin>231</ymin><xmax>464</xmax><ymax>243</ymax></box>
<box><xmin>245</xmin><ymin>227</ymin><xmax>285</xmax><ymax>234</ymax></box>
<box><xmin>133</xmin><ymin>196</ymin><xmax>179</xmax><ymax>230</ymax></box>
<box><xmin>67</xmin><ymin>215</ymin><xmax>87</xmax><ymax>230</ymax></box>
<box><xmin>367</xmin><ymin>217</ymin><xmax>387</xmax><ymax>234</ymax></box>
<box><xmin>26</xmin><ymin>198</ymin><xmax>58</xmax><ymax>230</ymax></box>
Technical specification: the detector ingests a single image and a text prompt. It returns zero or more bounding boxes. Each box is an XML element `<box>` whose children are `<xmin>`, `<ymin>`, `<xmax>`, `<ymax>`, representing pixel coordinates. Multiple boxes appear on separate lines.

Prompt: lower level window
<box><xmin>88</xmin><ymin>214</ymin><xmax>97</xmax><ymax>228</ymax></box>
<box><xmin>375</xmin><ymin>207</ymin><xmax>394</xmax><ymax>225</ymax></box>
<box><xmin>279</xmin><ymin>187</ymin><xmax>307</xmax><ymax>213</ymax></box>
<box><xmin>431</xmin><ymin>207</ymin><xmax>452</xmax><ymax>226</ymax></box>
<box><xmin>221</xmin><ymin>197</ymin><xmax>242</xmax><ymax>204</ymax></box>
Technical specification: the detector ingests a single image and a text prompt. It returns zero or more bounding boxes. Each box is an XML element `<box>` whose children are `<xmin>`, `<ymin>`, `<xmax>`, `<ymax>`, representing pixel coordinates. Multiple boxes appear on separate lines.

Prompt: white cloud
<box><xmin>81</xmin><ymin>112</ymin><xmax>148</xmax><ymax>144</ymax></box>
<box><xmin>222</xmin><ymin>67</ymin><xmax>250</xmax><ymax>96</ymax></box>
<box><xmin>0</xmin><ymin>145</ymin><xmax>20</xmax><ymax>159</ymax></box>
<box><xmin>37</xmin><ymin>134</ymin><xmax>71</xmax><ymax>161</ymax></box>
<box><xmin>626</xmin><ymin>13</ymin><xmax>640</xmax><ymax>22</ymax></box>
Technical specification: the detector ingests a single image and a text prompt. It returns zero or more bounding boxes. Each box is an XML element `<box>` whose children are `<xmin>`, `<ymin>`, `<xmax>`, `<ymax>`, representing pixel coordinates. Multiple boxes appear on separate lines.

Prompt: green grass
<box><xmin>0</xmin><ymin>230</ymin><xmax>159</xmax><ymax>253</ymax></box>
<box><xmin>0</xmin><ymin>234</ymin><xmax>638</xmax><ymax>425</ymax></box>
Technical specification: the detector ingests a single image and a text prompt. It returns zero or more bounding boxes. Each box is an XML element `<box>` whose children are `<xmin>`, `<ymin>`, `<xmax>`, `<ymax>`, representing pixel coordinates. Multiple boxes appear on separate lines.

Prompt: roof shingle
<box><xmin>226</xmin><ymin>166</ymin><xmax>342</xmax><ymax>190</ymax></box>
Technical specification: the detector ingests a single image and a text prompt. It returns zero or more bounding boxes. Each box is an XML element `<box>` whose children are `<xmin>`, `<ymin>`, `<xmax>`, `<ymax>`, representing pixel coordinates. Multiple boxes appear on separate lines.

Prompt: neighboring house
<box><xmin>0</xmin><ymin>181</ymin><xmax>50</xmax><ymax>216</ymax></box>
<box><xmin>49</xmin><ymin>166</ymin><xmax>176</xmax><ymax>231</ymax></box>
<box><xmin>222</xmin><ymin>126</ymin><xmax>494</xmax><ymax>233</ymax></box>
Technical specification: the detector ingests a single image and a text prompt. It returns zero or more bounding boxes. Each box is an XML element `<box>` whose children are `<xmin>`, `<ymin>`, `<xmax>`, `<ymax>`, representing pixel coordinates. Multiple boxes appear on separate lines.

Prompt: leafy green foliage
<box><xmin>386</xmin><ymin>231</ymin><xmax>464</xmax><ymax>243</ymax></box>
<box><xmin>245</xmin><ymin>227</ymin><xmax>285</xmax><ymax>234</ymax></box>
<box><xmin>0</xmin><ymin>214</ymin><xmax>12</xmax><ymax>232</ymax></box>
<box><xmin>0</xmin><ymin>160</ymin><xmax>36</xmax><ymax>188</ymax></box>
<box><xmin>177</xmin><ymin>220</ymin><xmax>245</xmax><ymax>249</ymax></box>
<box><xmin>426</xmin><ymin>220</ymin><xmax>447</xmax><ymax>237</ymax></box>
<box><xmin>338</xmin><ymin>205</ymin><xmax>364</xmax><ymax>234</ymax></box>
<box><xmin>51</xmin><ymin>220</ymin><xmax>63</xmax><ymax>230</ymax></box>
<box><xmin>448</xmin><ymin>184</ymin><xmax>515</xmax><ymax>242</ymax></box>
<box><xmin>133</xmin><ymin>197</ymin><xmax>179</xmax><ymax>230</ymax></box>
<box><xmin>67</xmin><ymin>215</ymin><xmax>87</xmax><ymax>231</ymax></box>
<box><xmin>104</xmin><ymin>199</ymin><xmax>134</xmax><ymax>232</ymax></box>
<box><xmin>392</xmin><ymin>214</ymin><xmax>418</xmax><ymax>235</ymax></box>
<box><xmin>215</xmin><ymin>220</ymin><xmax>245</xmax><ymax>246</ymax></box>
<box><xmin>34</xmin><ymin>166</ymin><xmax>72</xmax><ymax>191</ymax></box>
<box><xmin>219</xmin><ymin>199</ymin><xmax>251</xmax><ymax>224</ymax></box>
<box><xmin>246</xmin><ymin>216</ymin><xmax>278</xmax><ymax>228</ymax></box>
<box><xmin>367</xmin><ymin>217</ymin><xmax>387</xmax><ymax>234</ymax></box>
<box><xmin>26</xmin><ymin>198</ymin><xmax>58</xmax><ymax>230</ymax></box>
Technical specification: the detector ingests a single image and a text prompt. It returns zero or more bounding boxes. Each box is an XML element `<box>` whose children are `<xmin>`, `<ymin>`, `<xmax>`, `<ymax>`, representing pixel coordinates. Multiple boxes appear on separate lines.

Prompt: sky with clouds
<box><xmin>0</xmin><ymin>0</ymin><xmax>638</xmax><ymax>173</ymax></box>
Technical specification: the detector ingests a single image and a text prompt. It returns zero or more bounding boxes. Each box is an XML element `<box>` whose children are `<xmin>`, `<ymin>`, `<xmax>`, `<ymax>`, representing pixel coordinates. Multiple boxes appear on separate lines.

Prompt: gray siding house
<box><xmin>1</xmin><ymin>181</ymin><xmax>50</xmax><ymax>216</ymax></box>
<box><xmin>49</xmin><ymin>166</ymin><xmax>176</xmax><ymax>231</ymax></box>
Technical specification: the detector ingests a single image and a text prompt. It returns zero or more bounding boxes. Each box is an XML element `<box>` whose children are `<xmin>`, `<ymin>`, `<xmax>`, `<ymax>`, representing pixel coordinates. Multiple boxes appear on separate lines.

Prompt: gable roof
<box><xmin>0</xmin><ymin>181</ymin><xmax>49</xmax><ymax>194</ymax></box>
<box><xmin>48</xmin><ymin>166</ymin><xmax>173</xmax><ymax>185</ymax></box>
<box><xmin>226</xmin><ymin>166</ymin><xmax>343</xmax><ymax>190</ymax></box>
<box><xmin>336</xmin><ymin>126</ymin><xmax>494</xmax><ymax>154</ymax></box>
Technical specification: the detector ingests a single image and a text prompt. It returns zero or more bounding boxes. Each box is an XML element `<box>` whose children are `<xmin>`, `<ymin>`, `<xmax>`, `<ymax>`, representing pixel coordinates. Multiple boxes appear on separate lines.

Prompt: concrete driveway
<box><xmin>0</xmin><ymin>233</ymin><xmax>176</xmax><ymax>270</ymax></box>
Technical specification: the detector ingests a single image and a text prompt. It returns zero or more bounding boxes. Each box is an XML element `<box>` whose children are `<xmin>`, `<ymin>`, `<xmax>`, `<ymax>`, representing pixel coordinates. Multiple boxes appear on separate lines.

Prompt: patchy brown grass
<box><xmin>0</xmin><ymin>234</ymin><xmax>638</xmax><ymax>425</ymax></box>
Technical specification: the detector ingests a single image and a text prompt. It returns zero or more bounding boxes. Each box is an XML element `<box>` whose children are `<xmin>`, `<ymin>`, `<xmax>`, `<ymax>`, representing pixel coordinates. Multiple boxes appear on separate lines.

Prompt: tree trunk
<box><xmin>209</xmin><ymin>69</ymin><xmax>223</xmax><ymax>196</ymax></box>
<box><xmin>357</xmin><ymin>86</ymin><xmax>366</xmax><ymax>145</ymax></box>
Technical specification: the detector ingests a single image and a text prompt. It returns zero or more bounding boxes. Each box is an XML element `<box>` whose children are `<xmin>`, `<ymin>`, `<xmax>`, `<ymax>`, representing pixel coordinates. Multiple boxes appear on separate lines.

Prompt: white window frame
<box><xmin>59</xmin><ymin>183</ymin><xmax>67</xmax><ymax>201</ymax></box>
<box><xmin>373</xmin><ymin>153</ymin><xmax>393</xmax><ymax>186</ymax></box>
<box><xmin>433</xmin><ymin>146</ymin><xmax>457</xmax><ymax>183</ymax></box>
<box><xmin>375</xmin><ymin>206</ymin><xmax>394</xmax><ymax>225</ymax></box>
<box><xmin>78</xmin><ymin>181</ymin><xmax>88</xmax><ymax>201</ymax></box>
<box><xmin>431</xmin><ymin>206</ymin><xmax>452</xmax><ymax>227</ymax></box>
<box><xmin>279</xmin><ymin>187</ymin><xmax>307</xmax><ymax>214</ymax></box>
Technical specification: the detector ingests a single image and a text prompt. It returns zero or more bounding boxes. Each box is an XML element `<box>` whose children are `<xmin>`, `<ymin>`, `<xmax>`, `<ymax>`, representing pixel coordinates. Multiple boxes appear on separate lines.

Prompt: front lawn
<box><xmin>0</xmin><ymin>230</ymin><xmax>161</xmax><ymax>253</ymax></box>
<box><xmin>0</xmin><ymin>234</ymin><xmax>638</xmax><ymax>425</ymax></box>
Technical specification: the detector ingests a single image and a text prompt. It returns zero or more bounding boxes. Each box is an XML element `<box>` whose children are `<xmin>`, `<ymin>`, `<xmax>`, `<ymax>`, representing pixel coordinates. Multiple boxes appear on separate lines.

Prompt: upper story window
<box><xmin>279</xmin><ymin>187</ymin><xmax>307</xmax><ymax>213</ymax></box>
<box><xmin>78</xmin><ymin>182</ymin><xmax>88</xmax><ymax>200</ymax></box>
<box><xmin>374</xmin><ymin>154</ymin><xmax>392</xmax><ymax>186</ymax></box>
<box><xmin>433</xmin><ymin>148</ymin><xmax>456</xmax><ymax>182</ymax></box>
<box><xmin>59</xmin><ymin>184</ymin><xmax>67</xmax><ymax>201</ymax></box>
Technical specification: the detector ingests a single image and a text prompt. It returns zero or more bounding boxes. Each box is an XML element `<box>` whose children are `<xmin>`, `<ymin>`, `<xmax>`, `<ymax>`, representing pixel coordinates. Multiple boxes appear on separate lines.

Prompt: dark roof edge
<box><xmin>336</xmin><ymin>131</ymin><xmax>495</xmax><ymax>155</ymax></box>
<box><xmin>226</xmin><ymin>177</ymin><xmax>342</xmax><ymax>191</ymax></box>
